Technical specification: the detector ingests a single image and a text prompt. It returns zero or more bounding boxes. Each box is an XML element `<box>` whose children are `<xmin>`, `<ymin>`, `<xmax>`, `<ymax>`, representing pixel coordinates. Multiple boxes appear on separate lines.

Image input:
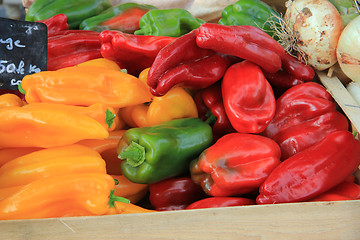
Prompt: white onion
<box><xmin>336</xmin><ymin>15</ymin><xmax>360</xmax><ymax>84</ymax></box>
<box><xmin>283</xmin><ymin>0</ymin><xmax>343</xmax><ymax>71</ymax></box>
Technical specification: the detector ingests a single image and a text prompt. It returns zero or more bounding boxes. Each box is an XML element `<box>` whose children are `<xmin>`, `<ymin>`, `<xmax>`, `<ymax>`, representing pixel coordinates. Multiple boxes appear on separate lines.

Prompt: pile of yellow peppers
<box><xmin>0</xmin><ymin>58</ymin><xmax>199</xmax><ymax>220</ymax></box>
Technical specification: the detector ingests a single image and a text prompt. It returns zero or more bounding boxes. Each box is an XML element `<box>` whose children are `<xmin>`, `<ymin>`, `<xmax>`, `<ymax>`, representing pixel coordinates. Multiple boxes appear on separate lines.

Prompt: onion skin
<box><xmin>284</xmin><ymin>0</ymin><xmax>343</xmax><ymax>71</ymax></box>
<box><xmin>337</xmin><ymin>16</ymin><xmax>360</xmax><ymax>84</ymax></box>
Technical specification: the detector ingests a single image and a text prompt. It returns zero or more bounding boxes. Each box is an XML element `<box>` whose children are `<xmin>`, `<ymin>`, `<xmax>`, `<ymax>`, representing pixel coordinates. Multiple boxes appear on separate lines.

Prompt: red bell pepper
<box><xmin>222</xmin><ymin>60</ymin><xmax>276</xmax><ymax>133</ymax></box>
<box><xmin>99</xmin><ymin>30</ymin><xmax>175</xmax><ymax>76</ymax></box>
<box><xmin>37</xmin><ymin>14</ymin><xmax>69</xmax><ymax>37</ymax></box>
<box><xmin>257</xmin><ymin>130</ymin><xmax>360</xmax><ymax>204</ymax></box>
<box><xmin>186</xmin><ymin>197</ymin><xmax>255</xmax><ymax>210</ymax></box>
<box><xmin>149</xmin><ymin>176</ymin><xmax>207</xmax><ymax>211</ymax></box>
<box><xmin>195</xmin><ymin>23</ymin><xmax>285</xmax><ymax>74</ymax></box>
<box><xmin>147</xmin><ymin>30</ymin><xmax>236</xmax><ymax>96</ymax></box>
<box><xmin>47</xmin><ymin>30</ymin><xmax>102</xmax><ymax>71</ymax></box>
<box><xmin>262</xmin><ymin>82</ymin><xmax>349</xmax><ymax>160</ymax></box>
<box><xmin>190</xmin><ymin>133</ymin><xmax>281</xmax><ymax>197</ymax></box>
<box><xmin>194</xmin><ymin>82</ymin><xmax>235</xmax><ymax>140</ymax></box>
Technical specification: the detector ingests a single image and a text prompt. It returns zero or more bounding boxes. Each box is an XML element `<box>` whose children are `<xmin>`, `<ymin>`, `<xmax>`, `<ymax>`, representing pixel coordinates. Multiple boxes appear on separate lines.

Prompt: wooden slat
<box><xmin>1</xmin><ymin>200</ymin><xmax>360</xmax><ymax>240</ymax></box>
<box><xmin>317</xmin><ymin>71</ymin><xmax>360</xmax><ymax>132</ymax></box>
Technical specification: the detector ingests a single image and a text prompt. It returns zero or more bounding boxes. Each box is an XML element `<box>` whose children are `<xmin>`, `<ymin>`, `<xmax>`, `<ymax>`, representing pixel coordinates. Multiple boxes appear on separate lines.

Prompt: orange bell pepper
<box><xmin>20</xmin><ymin>65</ymin><xmax>152</xmax><ymax>108</ymax></box>
<box><xmin>0</xmin><ymin>105</ymin><xmax>109</xmax><ymax>148</ymax></box>
<box><xmin>0</xmin><ymin>144</ymin><xmax>107</xmax><ymax>188</ymax></box>
<box><xmin>112</xmin><ymin>175</ymin><xmax>149</xmax><ymax>203</ymax></box>
<box><xmin>120</xmin><ymin>68</ymin><xmax>198</xmax><ymax>127</ymax></box>
<box><xmin>0</xmin><ymin>93</ymin><xmax>24</xmax><ymax>108</ymax></box>
<box><xmin>0</xmin><ymin>173</ymin><xmax>118</xmax><ymax>220</ymax></box>
<box><xmin>78</xmin><ymin>130</ymin><xmax>125</xmax><ymax>175</ymax></box>
<box><xmin>0</xmin><ymin>147</ymin><xmax>42</xmax><ymax>167</ymax></box>
<box><xmin>23</xmin><ymin>102</ymin><xmax>125</xmax><ymax>132</ymax></box>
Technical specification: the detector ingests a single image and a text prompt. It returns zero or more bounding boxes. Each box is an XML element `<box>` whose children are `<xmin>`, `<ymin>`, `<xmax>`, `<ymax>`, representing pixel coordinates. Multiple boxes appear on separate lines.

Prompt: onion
<box><xmin>282</xmin><ymin>0</ymin><xmax>343</xmax><ymax>71</ymax></box>
<box><xmin>336</xmin><ymin>15</ymin><xmax>360</xmax><ymax>84</ymax></box>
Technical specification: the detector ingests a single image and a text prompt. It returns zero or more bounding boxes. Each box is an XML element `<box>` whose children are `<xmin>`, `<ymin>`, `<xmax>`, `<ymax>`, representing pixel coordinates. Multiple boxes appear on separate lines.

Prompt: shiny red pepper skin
<box><xmin>257</xmin><ymin>130</ymin><xmax>360</xmax><ymax>204</ymax></box>
<box><xmin>149</xmin><ymin>176</ymin><xmax>207</xmax><ymax>211</ymax></box>
<box><xmin>37</xmin><ymin>14</ymin><xmax>69</xmax><ymax>37</ymax></box>
<box><xmin>147</xmin><ymin>30</ymin><xmax>235</xmax><ymax>96</ymax></box>
<box><xmin>47</xmin><ymin>30</ymin><xmax>102</xmax><ymax>71</ymax></box>
<box><xmin>190</xmin><ymin>133</ymin><xmax>281</xmax><ymax>197</ymax></box>
<box><xmin>222</xmin><ymin>60</ymin><xmax>276</xmax><ymax>133</ymax></box>
<box><xmin>263</xmin><ymin>53</ymin><xmax>315</xmax><ymax>90</ymax></box>
<box><xmin>308</xmin><ymin>181</ymin><xmax>360</xmax><ymax>202</ymax></box>
<box><xmin>99</xmin><ymin>30</ymin><xmax>175</xmax><ymax>76</ymax></box>
<box><xmin>262</xmin><ymin>82</ymin><xmax>349</xmax><ymax>160</ymax></box>
<box><xmin>186</xmin><ymin>197</ymin><xmax>255</xmax><ymax>210</ymax></box>
<box><xmin>194</xmin><ymin>82</ymin><xmax>235</xmax><ymax>140</ymax></box>
<box><xmin>195</xmin><ymin>23</ymin><xmax>285</xmax><ymax>73</ymax></box>
<box><xmin>281</xmin><ymin>53</ymin><xmax>315</xmax><ymax>81</ymax></box>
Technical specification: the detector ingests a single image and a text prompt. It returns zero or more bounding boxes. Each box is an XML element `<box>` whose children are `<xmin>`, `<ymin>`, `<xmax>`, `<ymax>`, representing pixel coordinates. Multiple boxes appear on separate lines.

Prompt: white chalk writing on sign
<box><xmin>0</xmin><ymin>37</ymin><xmax>26</xmax><ymax>50</ymax></box>
<box><xmin>0</xmin><ymin>18</ymin><xmax>47</xmax><ymax>90</ymax></box>
<box><xmin>1</xmin><ymin>37</ymin><xmax>41</xmax><ymax>86</ymax></box>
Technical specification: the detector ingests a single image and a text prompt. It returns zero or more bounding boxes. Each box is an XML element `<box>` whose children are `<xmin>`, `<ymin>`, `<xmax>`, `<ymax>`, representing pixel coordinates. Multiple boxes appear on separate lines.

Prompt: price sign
<box><xmin>0</xmin><ymin>17</ymin><xmax>47</xmax><ymax>90</ymax></box>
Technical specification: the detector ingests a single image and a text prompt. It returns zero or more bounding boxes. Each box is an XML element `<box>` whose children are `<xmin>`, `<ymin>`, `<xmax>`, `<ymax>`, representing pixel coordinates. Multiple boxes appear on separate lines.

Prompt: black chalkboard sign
<box><xmin>0</xmin><ymin>17</ymin><xmax>47</xmax><ymax>90</ymax></box>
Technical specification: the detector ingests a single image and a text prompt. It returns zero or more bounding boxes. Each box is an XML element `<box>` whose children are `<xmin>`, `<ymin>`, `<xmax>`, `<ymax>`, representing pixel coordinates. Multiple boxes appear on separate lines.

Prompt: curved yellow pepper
<box><xmin>120</xmin><ymin>68</ymin><xmax>198</xmax><ymax>127</ymax></box>
<box><xmin>0</xmin><ymin>105</ymin><xmax>109</xmax><ymax>148</ymax></box>
<box><xmin>23</xmin><ymin>102</ymin><xmax>125</xmax><ymax>132</ymax></box>
<box><xmin>21</xmin><ymin>65</ymin><xmax>152</xmax><ymax>108</ymax></box>
<box><xmin>0</xmin><ymin>147</ymin><xmax>42</xmax><ymax>168</ymax></box>
<box><xmin>0</xmin><ymin>144</ymin><xmax>107</xmax><ymax>188</ymax></box>
<box><xmin>75</xmin><ymin>58</ymin><xmax>122</xmax><ymax>71</ymax></box>
<box><xmin>0</xmin><ymin>173</ymin><xmax>116</xmax><ymax>220</ymax></box>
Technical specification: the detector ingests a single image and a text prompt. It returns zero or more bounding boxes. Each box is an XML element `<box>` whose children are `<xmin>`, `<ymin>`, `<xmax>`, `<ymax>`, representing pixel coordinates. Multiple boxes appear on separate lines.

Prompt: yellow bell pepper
<box><xmin>20</xmin><ymin>65</ymin><xmax>153</xmax><ymax>108</ymax></box>
<box><xmin>0</xmin><ymin>105</ymin><xmax>109</xmax><ymax>148</ymax></box>
<box><xmin>120</xmin><ymin>68</ymin><xmax>198</xmax><ymax>127</ymax></box>
<box><xmin>0</xmin><ymin>144</ymin><xmax>107</xmax><ymax>188</ymax></box>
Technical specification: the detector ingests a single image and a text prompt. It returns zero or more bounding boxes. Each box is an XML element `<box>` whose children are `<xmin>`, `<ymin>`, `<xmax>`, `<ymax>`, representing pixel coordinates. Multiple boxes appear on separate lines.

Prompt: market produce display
<box><xmin>0</xmin><ymin>0</ymin><xmax>360</xmax><ymax>221</ymax></box>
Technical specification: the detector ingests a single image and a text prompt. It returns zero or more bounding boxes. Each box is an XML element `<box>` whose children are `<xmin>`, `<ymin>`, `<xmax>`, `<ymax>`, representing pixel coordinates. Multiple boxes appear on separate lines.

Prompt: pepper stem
<box><xmin>105</xmin><ymin>108</ymin><xmax>116</xmax><ymax>128</ymax></box>
<box><xmin>205</xmin><ymin>110</ymin><xmax>217</xmax><ymax>127</ymax></box>
<box><xmin>18</xmin><ymin>83</ymin><xmax>26</xmax><ymax>94</ymax></box>
<box><xmin>108</xmin><ymin>189</ymin><xmax>130</xmax><ymax>208</ymax></box>
<box><xmin>118</xmin><ymin>141</ymin><xmax>146</xmax><ymax>167</ymax></box>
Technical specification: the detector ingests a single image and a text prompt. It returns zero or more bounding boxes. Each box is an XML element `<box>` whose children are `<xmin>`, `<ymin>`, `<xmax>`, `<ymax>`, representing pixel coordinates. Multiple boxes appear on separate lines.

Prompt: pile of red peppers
<box><xmin>15</xmin><ymin>14</ymin><xmax>360</xmax><ymax>211</ymax></box>
<box><xmin>146</xmin><ymin>23</ymin><xmax>360</xmax><ymax>209</ymax></box>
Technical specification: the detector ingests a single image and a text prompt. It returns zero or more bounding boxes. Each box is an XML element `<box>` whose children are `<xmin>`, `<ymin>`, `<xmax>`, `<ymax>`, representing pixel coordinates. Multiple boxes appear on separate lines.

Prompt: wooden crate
<box><xmin>2</xmin><ymin>0</ymin><xmax>360</xmax><ymax>239</ymax></box>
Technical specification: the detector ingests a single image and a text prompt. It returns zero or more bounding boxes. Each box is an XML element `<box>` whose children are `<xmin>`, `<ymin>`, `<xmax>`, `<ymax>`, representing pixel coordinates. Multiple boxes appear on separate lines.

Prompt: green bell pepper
<box><xmin>117</xmin><ymin>118</ymin><xmax>213</xmax><ymax>184</ymax></box>
<box><xmin>25</xmin><ymin>0</ymin><xmax>112</xmax><ymax>29</ymax></box>
<box><xmin>134</xmin><ymin>9</ymin><xmax>206</xmax><ymax>37</ymax></box>
<box><xmin>218</xmin><ymin>0</ymin><xmax>282</xmax><ymax>40</ymax></box>
<box><xmin>79</xmin><ymin>3</ymin><xmax>157</xmax><ymax>33</ymax></box>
